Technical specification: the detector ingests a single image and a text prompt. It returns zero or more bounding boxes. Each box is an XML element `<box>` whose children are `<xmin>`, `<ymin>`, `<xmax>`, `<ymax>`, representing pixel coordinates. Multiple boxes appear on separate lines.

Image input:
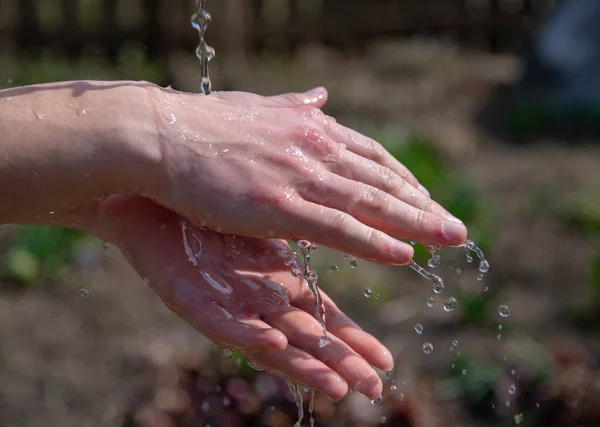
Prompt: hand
<box><xmin>96</xmin><ymin>195</ymin><xmax>393</xmax><ymax>401</ymax></box>
<box><xmin>142</xmin><ymin>86</ymin><xmax>467</xmax><ymax>265</ymax></box>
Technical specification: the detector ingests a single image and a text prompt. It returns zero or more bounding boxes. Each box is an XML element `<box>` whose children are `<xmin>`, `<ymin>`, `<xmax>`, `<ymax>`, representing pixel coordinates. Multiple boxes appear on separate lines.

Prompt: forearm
<box><xmin>0</xmin><ymin>80</ymin><xmax>160</xmax><ymax>225</ymax></box>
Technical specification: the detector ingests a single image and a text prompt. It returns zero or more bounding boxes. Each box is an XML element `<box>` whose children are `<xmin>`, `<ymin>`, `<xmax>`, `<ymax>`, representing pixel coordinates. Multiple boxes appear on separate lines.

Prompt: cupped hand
<box><xmin>143</xmin><ymin>86</ymin><xmax>467</xmax><ymax>265</ymax></box>
<box><xmin>98</xmin><ymin>195</ymin><xmax>393</xmax><ymax>401</ymax></box>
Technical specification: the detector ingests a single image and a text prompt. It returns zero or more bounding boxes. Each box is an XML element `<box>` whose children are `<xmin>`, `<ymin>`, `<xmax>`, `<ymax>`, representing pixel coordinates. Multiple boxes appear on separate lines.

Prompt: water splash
<box><xmin>426</xmin><ymin>245</ymin><xmax>441</xmax><ymax>268</ymax></box>
<box><xmin>308</xmin><ymin>389</ymin><xmax>315</xmax><ymax>427</ymax></box>
<box><xmin>462</xmin><ymin>240</ymin><xmax>490</xmax><ymax>273</ymax></box>
<box><xmin>297</xmin><ymin>241</ymin><xmax>330</xmax><ymax>347</ymax></box>
<box><xmin>191</xmin><ymin>0</ymin><xmax>215</xmax><ymax>94</ymax></box>
<box><xmin>408</xmin><ymin>260</ymin><xmax>444</xmax><ymax>294</ymax></box>
<box><xmin>287</xmin><ymin>382</ymin><xmax>304</xmax><ymax>427</ymax></box>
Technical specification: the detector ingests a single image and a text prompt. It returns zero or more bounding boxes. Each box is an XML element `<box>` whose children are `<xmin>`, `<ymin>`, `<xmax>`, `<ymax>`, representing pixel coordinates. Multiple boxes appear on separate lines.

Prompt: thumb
<box><xmin>268</xmin><ymin>87</ymin><xmax>328</xmax><ymax>108</ymax></box>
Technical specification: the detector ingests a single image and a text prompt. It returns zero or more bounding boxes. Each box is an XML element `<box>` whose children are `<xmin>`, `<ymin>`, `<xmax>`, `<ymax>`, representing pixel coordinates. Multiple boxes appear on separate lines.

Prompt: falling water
<box><xmin>297</xmin><ymin>241</ymin><xmax>331</xmax><ymax>348</ymax></box>
<box><xmin>191</xmin><ymin>0</ymin><xmax>215</xmax><ymax>94</ymax></box>
<box><xmin>408</xmin><ymin>260</ymin><xmax>445</xmax><ymax>294</ymax></box>
<box><xmin>287</xmin><ymin>382</ymin><xmax>304</xmax><ymax>427</ymax></box>
<box><xmin>462</xmin><ymin>240</ymin><xmax>490</xmax><ymax>274</ymax></box>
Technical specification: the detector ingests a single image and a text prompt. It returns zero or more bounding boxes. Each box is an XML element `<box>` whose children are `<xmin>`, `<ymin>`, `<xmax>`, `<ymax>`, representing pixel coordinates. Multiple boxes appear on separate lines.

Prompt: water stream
<box><xmin>191</xmin><ymin>0</ymin><xmax>215</xmax><ymax>94</ymax></box>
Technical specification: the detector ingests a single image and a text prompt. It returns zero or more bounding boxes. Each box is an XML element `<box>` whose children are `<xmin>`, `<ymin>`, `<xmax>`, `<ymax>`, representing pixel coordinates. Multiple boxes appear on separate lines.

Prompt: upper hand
<box><xmin>140</xmin><ymin>86</ymin><xmax>467</xmax><ymax>265</ymax></box>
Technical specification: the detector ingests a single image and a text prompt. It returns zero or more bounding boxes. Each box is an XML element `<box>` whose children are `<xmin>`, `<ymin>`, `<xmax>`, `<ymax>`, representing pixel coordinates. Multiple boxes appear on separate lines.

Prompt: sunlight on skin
<box><xmin>51</xmin><ymin>195</ymin><xmax>393</xmax><ymax>401</ymax></box>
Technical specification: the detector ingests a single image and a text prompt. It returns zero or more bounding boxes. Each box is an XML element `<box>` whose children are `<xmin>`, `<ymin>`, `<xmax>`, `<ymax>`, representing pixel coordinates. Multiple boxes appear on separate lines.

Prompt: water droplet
<box><xmin>364</xmin><ymin>288</ymin><xmax>373</xmax><ymax>298</ymax></box>
<box><xmin>483</xmin><ymin>286</ymin><xmax>489</xmax><ymax>292</ymax></box>
<box><xmin>35</xmin><ymin>110</ymin><xmax>45</xmax><ymax>120</ymax></box>
<box><xmin>443</xmin><ymin>297</ymin><xmax>458</xmax><ymax>312</ymax></box>
<box><xmin>318</xmin><ymin>335</ymin><xmax>331</xmax><ymax>348</ymax></box>
<box><xmin>455</xmin><ymin>268</ymin><xmax>463</xmax><ymax>275</ymax></box>
<box><xmin>7</xmin><ymin>78</ymin><xmax>13</xmax><ymax>84</ymax></box>
<box><xmin>514</xmin><ymin>413</ymin><xmax>524</xmax><ymax>424</ymax></box>
<box><xmin>380</xmin><ymin>416</ymin><xmax>387</xmax><ymax>424</ymax></box>
<box><xmin>202</xmin><ymin>401</ymin><xmax>210</xmax><ymax>412</ymax></box>
<box><xmin>498</xmin><ymin>324</ymin><xmax>503</xmax><ymax>331</ymax></box>
<box><xmin>291</xmin><ymin>268</ymin><xmax>301</xmax><ymax>277</ymax></box>
<box><xmin>508</xmin><ymin>384</ymin><xmax>517</xmax><ymax>395</ymax></box>
<box><xmin>452</xmin><ymin>339</ymin><xmax>459</xmax><ymax>347</ymax></box>
<box><xmin>329</xmin><ymin>265</ymin><xmax>339</xmax><ymax>272</ymax></box>
<box><xmin>410</xmin><ymin>241</ymin><xmax>416</xmax><ymax>246</ymax></box>
<box><xmin>498</xmin><ymin>305</ymin><xmax>511</xmax><ymax>318</ymax></box>
<box><xmin>422</xmin><ymin>342</ymin><xmax>434</xmax><ymax>354</ymax></box>
<box><xmin>391</xmin><ymin>385</ymin><xmax>398</xmax><ymax>392</ymax></box>
<box><xmin>477</xmin><ymin>274</ymin><xmax>484</xmax><ymax>281</ymax></box>
<box><xmin>398</xmin><ymin>392</ymin><xmax>405</xmax><ymax>400</ymax></box>
<box><xmin>297</xmin><ymin>240</ymin><xmax>311</xmax><ymax>250</ymax></box>
<box><xmin>223</xmin><ymin>396</ymin><xmax>231</xmax><ymax>407</ymax></box>
<box><xmin>479</xmin><ymin>260</ymin><xmax>490</xmax><ymax>273</ymax></box>
<box><xmin>497</xmin><ymin>333</ymin><xmax>502</xmax><ymax>340</ymax></box>
<box><xmin>511</xmin><ymin>369</ymin><xmax>517</xmax><ymax>376</ymax></box>
<box><xmin>374</xmin><ymin>293</ymin><xmax>381</xmax><ymax>300</ymax></box>
<box><xmin>432</xmin><ymin>278</ymin><xmax>444</xmax><ymax>294</ymax></box>
<box><xmin>223</xmin><ymin>348</ymin><xmax>234</xmax><ymax>359</ymax></box>
<box><xmin>466</xmin><ymin>252</ymin><xmax>473</xmax><ymax>263</ymax></box>
<box><xmin>370</xmin><ymin>394</ymin><xmax>383</xmax><ymax>405</ymax></box>
<box><xmin>426</xmin><ymin>246</ymin><xmax>441</xmax><ymax>268</ymax></box>
<box><xmin>536</xmin><ymin>402</ymin><xmax>540</xmax><ymax>408</ymax></box>
<box><xmin>414</xmin><ymin>323</ymin><xmax>424</xmax><ymax>335</ymax></box>
<box><xmin>462</xmin><ymin>369</ymin><xmax>468</xmax><ymax>376</ymax></box>
<box><xmin>77</xmin><ymin>108</ymin><xmax>88</xmax><ymax>116</ymax></box>
<box><xmin>285</xmin><ymin>252</ymin><xmax>298</xmax><ymax>266</ymax></box>
<box><xmin>49</xmin><ymin>211</ymin><xmax>55</xmax><ymax>215</ymax></box>
<box><xmin>385</xmin><ymin>370</ymin><xmax>393</xmax><ymax>380</ymax></box>
<box><xmin>427</xmin><ymin>297</ymin><xmax>434</xmax><ymax>308</ymax></box>
<box><xmin>79</xmin><ymin>288</ymin><xmax>89</xmax><ymax>297</ymax></box>
<box><xmin>452</xmin><ymin>363</ymin><xmax>456</xmax><ymax>368</ymax></box>
<box><xmin>349</xmin><ymin>259</ymin><xmax>358</xmax><ymax>268</ymax></box>
<box><xmin>246</xmin><ymin>359</ymin><xmax>263</xmax><ymax>371</ymax></box>
<box><xmin>505</xmin><ymin>400</ymin><xmax>511</xmax><ymax>408</ymax></box>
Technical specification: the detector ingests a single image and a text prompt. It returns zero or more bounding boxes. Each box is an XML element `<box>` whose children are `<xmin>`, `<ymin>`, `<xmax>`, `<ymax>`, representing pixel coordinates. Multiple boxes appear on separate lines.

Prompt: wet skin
<box><xmin>51</xmin><ymin>195</ymin><xmax>393</xmax><ymax>401</ymax></box>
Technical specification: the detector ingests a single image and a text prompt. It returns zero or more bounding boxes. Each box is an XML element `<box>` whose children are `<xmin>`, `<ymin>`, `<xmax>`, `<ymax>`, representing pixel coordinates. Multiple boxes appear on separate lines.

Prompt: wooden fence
<box><xmin>0</xmin><ymin>0</ymin><xmax>554</xmax><ymax>61</ymax></box>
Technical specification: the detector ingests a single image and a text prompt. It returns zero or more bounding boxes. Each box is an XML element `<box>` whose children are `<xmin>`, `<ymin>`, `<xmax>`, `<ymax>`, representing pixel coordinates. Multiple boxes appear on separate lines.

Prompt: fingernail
<box><xmin>303</xmin><ymin>87</ymin><xmax>326</xmax><ymax>104</ymax></box>
<box><xmin>391</xmin><ymin>240</ymin><xmax>413</xmax><ymax>265</ymax></box>
<box><xmin>446</xmin><ymin>213</ymin><xmax>463</xmax><ymax>224</ymax></box>
<box><xmin>418</xmin><ymin>184</ymin><xmax>430</xmax><ymax>197</ymax></box>
<box><xmin>443</xmin><ymin>220</ymin><xmax>467</xmax><ymax>244</ymax></box>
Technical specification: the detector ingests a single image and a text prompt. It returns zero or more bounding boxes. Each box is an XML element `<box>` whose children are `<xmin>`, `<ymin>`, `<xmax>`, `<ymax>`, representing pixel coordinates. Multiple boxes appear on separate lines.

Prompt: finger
<box><xmin>297</xmin><ymin>174</ymin><xmax>467</xmax><ymax>247</ymax></box>
<box><xmin>183</xmin><ymin>301</ymin><xmax>288</xmax><ymax>352</ymax></box>
<box><xmin>246</xmin><ymin>345</ymin><xmax>349</xmax><ymax>402</ymax></box>
<box><xmin>280</xmin><ymin>200</ymin><xmax>414</xmax><ymax>265</ymax></box>
<box><xmin>293</xmin><ymin>291</ymin><xmax>394</xmax><ymax>372</ymax></box>
<box><xmin>263</xmin><ymin>306</ymin><xmax>383</xmax><ymax>400</ymax></box>
<box><xmin>329</xmin><ymin>123</ymin><xmax>430</xmax><ymax>196</ymax></box>
<box><xmin>268</xmin><ymin>87</ymin><xmax>328</xmax><ymax>109</ymax></box>
<box><xmin>327</xmin><ymin>148</ymin><xmax>459</xmax><ymax>221</ymax></box>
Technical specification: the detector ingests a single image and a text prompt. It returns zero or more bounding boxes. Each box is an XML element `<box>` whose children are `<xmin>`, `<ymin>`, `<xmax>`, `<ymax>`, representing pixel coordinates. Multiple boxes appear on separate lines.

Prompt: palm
<box><xmin>108</xmin><ymin>196</ymin><xmax>392</xmax><ymax>401</ymax></box>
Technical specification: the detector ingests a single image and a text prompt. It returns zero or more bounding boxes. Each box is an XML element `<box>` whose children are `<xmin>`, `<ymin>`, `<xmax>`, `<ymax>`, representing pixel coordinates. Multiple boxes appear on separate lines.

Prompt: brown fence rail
<box><xmin>0</xmin><ymin>0</ymin><xmax>554</xmax><ymax>60</ymax></box>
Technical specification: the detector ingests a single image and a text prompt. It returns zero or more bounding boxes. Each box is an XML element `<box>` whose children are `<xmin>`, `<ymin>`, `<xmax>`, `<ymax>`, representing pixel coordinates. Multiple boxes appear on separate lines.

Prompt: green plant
<box><xmin>2</xmin><ymin>225</ymin><xmax>90</xmax><ymax>286</ymax></box>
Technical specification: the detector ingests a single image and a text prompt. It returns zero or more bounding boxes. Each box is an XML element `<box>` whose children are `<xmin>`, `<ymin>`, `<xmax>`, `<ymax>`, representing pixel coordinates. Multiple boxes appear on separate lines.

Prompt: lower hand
<box><xmin>90</xmin><ymin>195</ymin><xmax>393</xmax><ymax>401</ymax></box>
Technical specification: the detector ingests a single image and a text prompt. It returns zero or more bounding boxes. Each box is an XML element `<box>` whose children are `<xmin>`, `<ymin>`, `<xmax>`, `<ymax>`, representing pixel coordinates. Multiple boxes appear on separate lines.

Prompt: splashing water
<box><xmin>423</xmin><ymin>342</ymin><xmax>434</xmax><ymax>354</ymax></box>
<box><xmin>287</xmin><ymin>382</ymin><xmax>304</xmax><ymax>427</ymax></box>
<box><xmin>426</xmin><ymin>245</ymin><xmax>441</xmax><ymax>268</ymax></box>
<box><xmin>191</xmin><ymin>0</ymin><xmax>215</xmax><ymax>94</ymax></box>
<box><xmin>309</xmin><ymin>389</ymin><xmax>315</xmax><ymax>427</ymax></box>
<box><xmin>408</xmin><ymin>260</ymin><xmax>444</xmax><ymax>294</ymax></box>
<box><xmin>463</xmin><ymin>240</ymin><xmax>490</xmax><ymax>274</ymax></box>
<box><xmin>297</xmin><ymin>241</ymin><xmax>330</xmax><ymax>347</ymax></box>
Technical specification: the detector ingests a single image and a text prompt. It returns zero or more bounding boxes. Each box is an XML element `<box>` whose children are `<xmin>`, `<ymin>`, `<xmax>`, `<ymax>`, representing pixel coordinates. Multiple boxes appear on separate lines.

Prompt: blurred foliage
<box><xmin>2</xmin><ymin>226</ymin><xmax>89</xmax><ymax>286</ymax></box>
<box><xmin>559</xmin><ymin>190</ymin><xmax>600</xmax><ymax>235</ymax></box>
<box><xmin>0</xmin><ymin>43</ymin><xmax>167</xmax><ymax>88</ymax></box>
<box><xmin>589</xmin><ymin>253</ymin><xmax>600</xmax><ymax>300</ymax></box>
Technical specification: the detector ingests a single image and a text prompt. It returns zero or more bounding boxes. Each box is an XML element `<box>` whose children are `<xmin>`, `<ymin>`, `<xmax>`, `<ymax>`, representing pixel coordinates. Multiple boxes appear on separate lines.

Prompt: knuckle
<box><xmin>330</xmin><ymin>212</ymin><xmax>353</xmax><ymax>234</ymax></box>
<box><xmin>360</xmin><ymin>186</ymin><xmax>389</xmax><ymax>216</ymax></box>
<box><xmin>379</xmin><ymin>167</ymin><xmax>403</xmax><ymax>193</ymax></box>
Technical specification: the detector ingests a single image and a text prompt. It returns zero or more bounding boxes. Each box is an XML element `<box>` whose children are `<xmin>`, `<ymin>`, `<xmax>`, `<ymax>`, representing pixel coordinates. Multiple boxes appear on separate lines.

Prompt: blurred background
<box><xmin>1</xmin><ymin>0</ymin><xmax>600</xmax><ymax>426</ymax></box>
